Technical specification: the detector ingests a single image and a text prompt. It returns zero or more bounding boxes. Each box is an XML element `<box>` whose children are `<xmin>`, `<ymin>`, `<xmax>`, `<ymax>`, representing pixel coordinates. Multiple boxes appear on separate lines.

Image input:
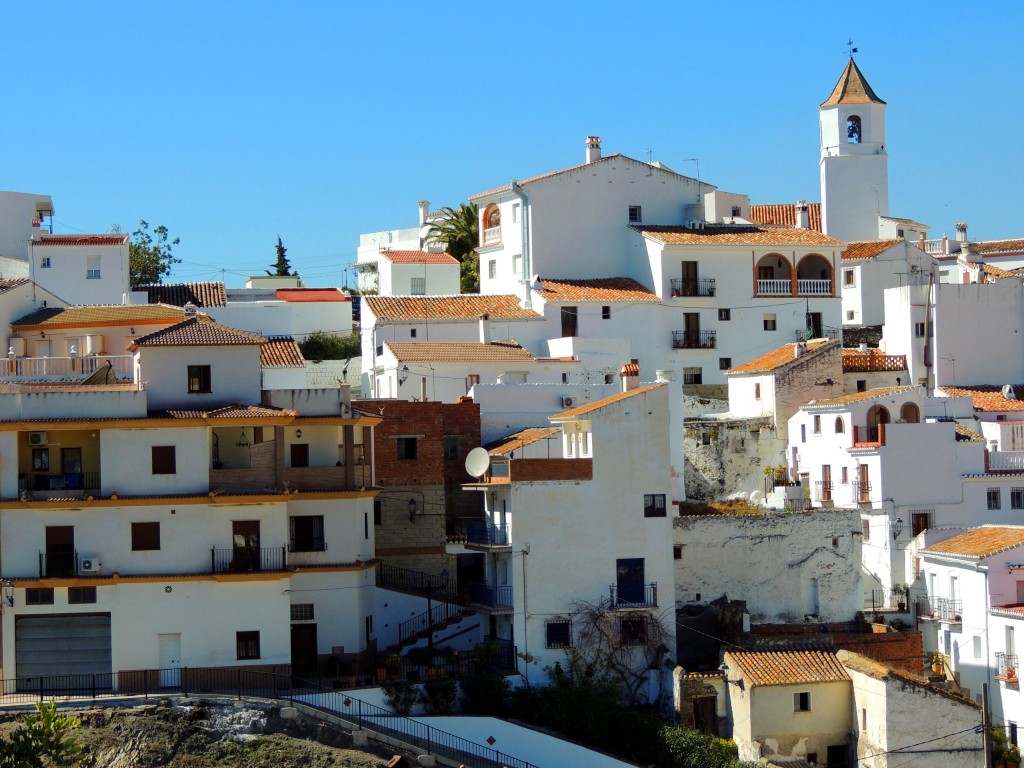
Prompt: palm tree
<box><xmin>425</xmin><ymin>203</ymin><xmax>479</xmax><ymax>293</ymax></box>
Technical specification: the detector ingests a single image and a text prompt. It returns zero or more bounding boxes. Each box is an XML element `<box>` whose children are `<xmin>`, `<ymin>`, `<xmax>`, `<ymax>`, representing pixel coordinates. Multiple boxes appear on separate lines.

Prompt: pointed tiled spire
<box><xmin>821</xmin><ymin>58</ymin><xmax>885</xmax><ymax>107</ymax></box>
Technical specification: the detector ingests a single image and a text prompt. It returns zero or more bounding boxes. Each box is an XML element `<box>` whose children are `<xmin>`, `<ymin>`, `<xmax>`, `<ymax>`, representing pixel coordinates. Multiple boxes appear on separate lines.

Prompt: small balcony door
<box><xmin>616</xmin><ymin>558</ymin><xmax>645</xmax><ymax>604</ymax></box>
<box><xmin>45</xmin><ymin>525</ymin><xmax>75</xmax><ymax>577</ymax></box>
<box><xmin>681</xmin><ymin>261</ymin><xmax>698</xmax><ymax>296</ymax></box>
<box><xmin>808</xmin><ymin>312</ymin><xmax>823</xmax><ymax>338</ymax></box>
<box><xmin>821</xmin><ymin>465</ymin><xmax>832</xmax><ymax>502</ymax></box>
<box><xmin>858</xmin><ymin>465</ymin><xmax>870</xmax><ymax>502</ymax></box>
<box><xmin>233</xmin><ymin>520</ymin><xmax>261</xmax><ymax>572</ymax></box>
<box><xmin>684</xmin><ymin>313</ymin><xmax>700</xmax><ymax>347</ymax></box>
<box><xmin>561</xmin><ymin>306</ymin><xmax>578</xmax><ymax>338</ymax></box>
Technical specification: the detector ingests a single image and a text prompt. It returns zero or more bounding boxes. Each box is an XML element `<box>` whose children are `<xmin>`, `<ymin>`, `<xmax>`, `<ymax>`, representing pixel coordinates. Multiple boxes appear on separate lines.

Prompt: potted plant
<box><xmin>892</xmin><ymin>583</ymin><xmax>909</xmax><ymax>612</ymax></box>
<box><xmin>992</xmin><ymin>725</ymin><xmax>1021</xmax><ymax>768</ymax></box>
<box><xmin>930</xmin><ymin>650</ymin><xmax>944</xmax><ymax>675</ymax></box>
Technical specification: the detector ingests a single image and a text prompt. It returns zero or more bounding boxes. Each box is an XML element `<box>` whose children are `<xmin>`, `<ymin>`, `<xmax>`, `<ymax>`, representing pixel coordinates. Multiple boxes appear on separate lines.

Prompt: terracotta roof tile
<box><xmin>634</xmin><ymin>225</ymin><xmax>842</xmax><ymax>247</ymax></box>
<box><xmin>538</xmin><ymin>277</ymin><xmax>659</xmax><ymax>303</ymax></box>
<box><xmin>386</xmin><ymin>340</ymin><xmax>535</xmax><ymax>363</ymax></box>
<box><xmin>275</xmin><ymin>288</ymin><xmax>350</xmax><ymax>302</ymax></box>
<box><xmin>551</xmin><ymin>383</ymin><xmax>665</xmax><ymax>420</ymax></box>
<box><xmin>486</xmin><ymin>427</ymin><xmax>561</xmax><ymax>455</ymax></box>
<box><xmin>34</xmin><ymin>234</ymin><xmax>129</xmax><ymax>247</ymax></box>
<box><xmin>12</xmin><ymin>304</ymin><xmax>185</xmax><ymax>330</ymax></box>
<box><xmin>804</xmin><ymin>385</ymin><xmax>917</xmax><ymax>409</ymax></box>
<box><xmin>205</xmin><ymin>405</ymin><xmax>294</xmax><ymax>419</ymax></box>
<box><xmin>971</xmin><ymin>239</ymin><xmax>1024</xmax><ymax>255</ymax></box>
<box><xmin>365</xmin><ymin>295</ymin><xmax>541</xmax><ymax>322</ymax></box>
<box><xmin>880</xmin><ymin>215</ymin><xmax>929</xmax><ymax>230</ymax></box>
<box><xmin>378</xmin><ymin>250</ymin><xmax>459</xmax><ymax>265</ymax></box>
<box><xmin>0</xmin><ymin>279</ymin><xmax>29</xmax><ymax>295</ymax></box>
<box><xmin>726</xmin><ymin>649</ymin><xmax>850</xmax><ymax>686</ymax></box>
<box><xmin>924</xmin><ymin>526</ymin><xmax>1024</xmax><ymax>558</ymax></box>
<box><xmin>841</xmin><ymin>240</ymin><xmax>902</xmax><ymax>260</ymax></box>
<box><xmin>979</xmin><ymin>263</ymin><xmax>1017</xmax><ymax>280</ymax></box>
<box><xmin>728</xmin><ymin>339</ymin><xmax>837</xmax><ymax>375</ymax></box>
<box><xmin>749</xmin><ymin>203</ymin><xmax>822</xmax><ymax>233</ymax></box>
<box><xmin>135</xmin><ymin>282</ymin><xmax>227</xmax><ymax>307</ymax></box>
<box><xmin>940</xmin><ymin>386</ymin><xmax>1024</xmax><ymax>412</ymax></box>
<box><xmin>132</xmin><ymin>317</ymin><xmax>266</xmax><ymax>348</ymax></box>
<box><xmin>821</xmin><ymin>58</ymin><xmax>885</xmax><ymax>106</ymax></box>
<box><xmin>470</xmin><ymin>153</ymin><xmax>701</xmax><ymax>200</ymax></box>
<box><xmin>261</xmin><ymin>337</ymin><xmax>305</xmax><ymax>367</ymax></box>
<box><xmin>955</xmin><ymin>422</ymin><xmax>985</xmax><ymax>442</ymax></box>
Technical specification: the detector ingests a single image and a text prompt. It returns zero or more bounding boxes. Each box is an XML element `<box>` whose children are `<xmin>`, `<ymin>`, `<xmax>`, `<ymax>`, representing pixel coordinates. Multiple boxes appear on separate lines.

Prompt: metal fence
<box><xmin>0</xmin><ymin>666</ymin><xmax>537</xmax><ymax>768</ymax></box>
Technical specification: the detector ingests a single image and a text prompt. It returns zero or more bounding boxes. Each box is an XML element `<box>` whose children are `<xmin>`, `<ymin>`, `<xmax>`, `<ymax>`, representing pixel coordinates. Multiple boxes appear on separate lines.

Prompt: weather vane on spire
<box><xmin>847</xmin><ymin>39</ymin><xmax>859</xmax><ymax>57</ymax></box>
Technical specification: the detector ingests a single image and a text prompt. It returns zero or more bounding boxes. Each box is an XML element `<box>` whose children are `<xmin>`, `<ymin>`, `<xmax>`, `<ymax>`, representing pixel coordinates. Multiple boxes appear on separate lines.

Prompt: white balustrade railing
<box><xmin>989</xmin><ymin>451</ymin><xmax>1024</xmax><ymax>471</ymax></box>
<box><xmin>0</xmin><ymin>355</ymin><xmax>134</xmax><ymax>380</ymax></box>
<box><xmin>482</xmin><ymin>226</ymin><xmax>501</xmax><ymax>246</ymax></box>
<box><xmin>797</xmin><ymin>278</ymin><xmax>831</xmax><ymax>295</ymax></box>
<box><xmin>757</xmin><ymin>279</ymin><xmax>790</xmax><ymax>295</ymax></box>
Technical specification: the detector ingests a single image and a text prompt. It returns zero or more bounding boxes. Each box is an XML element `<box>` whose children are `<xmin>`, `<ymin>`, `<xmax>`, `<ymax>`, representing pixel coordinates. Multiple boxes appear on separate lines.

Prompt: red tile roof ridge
<box><xmin>486</xmin><ymin>427</ymin><xmax>561</xmax><ymax>455</ymax></box>
<box><xmin>34</xmin><ymin>233</ymin><xmax>129</xmax><ymax>246</ymax></box>
<box><xmin>728</xmin><ymin>339</ymin><xmax>838</xmax><ymax>375</ymax></box>
<box><xmin>551</xmin><ymin>383</ymin><xmax>665</xmax><ymax>421</ymax></box>
<box><xmin>537</xmin><ymin>276</ymin><xmax>659</xmax><ymax>302</ymax></box>
<box><xmin>923</xmin><ymin>525</ymin><xmax>1024</xmax><ymax>559</ymax></box>
<box><xmin>804</xmin><ymin>385</ymin><xmax>918</xmax><ymax>408</ymax></box>
<box><xmin>841</xmin><ymin>239</ymin><xmax>902</xmax><ymax>261</ymax></box>
<box><xmin>725</xmin><ymin>648</ymin><xmax>850</xmax><ymax>686</ymax></box>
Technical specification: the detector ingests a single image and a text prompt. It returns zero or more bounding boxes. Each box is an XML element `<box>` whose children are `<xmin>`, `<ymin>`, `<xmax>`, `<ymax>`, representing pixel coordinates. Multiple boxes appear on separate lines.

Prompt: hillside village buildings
<box><xmin>4</xmin><ymin>55</ymin><xmax>1024</xmax><ymax>765</ymax></box>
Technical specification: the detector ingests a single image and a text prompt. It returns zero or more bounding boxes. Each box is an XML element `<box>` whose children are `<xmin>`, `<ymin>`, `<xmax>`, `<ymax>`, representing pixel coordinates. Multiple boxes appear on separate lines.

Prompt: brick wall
<box><xmin>512</xmin><ymin>458</ymin><xmax>593</xmax><ymax>482</ymax></box>
<box><xmin>210</xmin><ymin>439</ymin><xmax>279</xmax><ymax>493</ymax></box>
<box><xmin>373</xmin><ymin>483</ymin><xmax>452</xmax><ymax>577</ymax></box>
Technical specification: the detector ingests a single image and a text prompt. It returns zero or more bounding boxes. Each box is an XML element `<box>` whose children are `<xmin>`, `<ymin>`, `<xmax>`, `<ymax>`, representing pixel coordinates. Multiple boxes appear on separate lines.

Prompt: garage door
<box><xmin>15</xmin><ymin>614</ymin><xmax>112</xmax><ymax>680</ymax></box>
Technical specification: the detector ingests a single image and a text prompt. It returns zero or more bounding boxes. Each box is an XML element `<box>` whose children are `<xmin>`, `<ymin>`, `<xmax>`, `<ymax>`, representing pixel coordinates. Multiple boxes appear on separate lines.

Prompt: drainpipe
<box><xmin>510</xmin><ymin>180</ymin><xmax>532</xmax><ymax>310</ymax></box>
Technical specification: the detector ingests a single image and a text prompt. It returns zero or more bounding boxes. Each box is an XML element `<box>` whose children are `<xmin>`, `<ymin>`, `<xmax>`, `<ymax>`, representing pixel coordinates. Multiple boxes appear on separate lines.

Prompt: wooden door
<box><xmin>45</xmin><ymin>526</ymin><xmax>74</xmax><ymax>577</ymax></box>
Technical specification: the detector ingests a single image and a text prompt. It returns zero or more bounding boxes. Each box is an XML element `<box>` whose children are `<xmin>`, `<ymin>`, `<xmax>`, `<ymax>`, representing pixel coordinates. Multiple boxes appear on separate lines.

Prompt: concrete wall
<box><xmin>28</xmin><ymin>240</ymin><xmax>130</xmax><ymax>306</ymax></box>
<box><xmin>139</xmin><ymin>344</ymin><xmax>262</xmax><ymax>409</ymax></box>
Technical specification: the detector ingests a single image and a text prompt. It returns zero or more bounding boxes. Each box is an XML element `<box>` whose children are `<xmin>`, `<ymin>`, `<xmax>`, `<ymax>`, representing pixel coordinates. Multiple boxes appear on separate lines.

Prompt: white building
<box><xmin>457</xmin><ymin>379</ymin><xmax>681</xmax><ymax>697</ymax></box>
<box><xmin>0</xmin><ymin>310</ymin><xmax>381</xmax><ymax>682</ymax></box>
<box><xmin>374</xmin><ymin>250</ymin><xmax>460</xmax><ymax>297</ymax></box>
<box><xmin>840</xmin><ymin>239</ymin><xmax>935</xmax><ymax>328</ymax></box>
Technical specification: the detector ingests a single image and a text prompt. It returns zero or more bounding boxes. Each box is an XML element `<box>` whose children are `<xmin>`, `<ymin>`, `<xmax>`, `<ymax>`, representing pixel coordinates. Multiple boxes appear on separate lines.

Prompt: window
<box><xmin>410</xmin><ymin>277</ymin><xmax>426</xmax><ymax>295</ymax></box>
<box><xmin>794</xmin><ymin>691</ymin><xmax>812</xmax><ymax>712</ymax></box>
<box><xmin>914</xmin><ymin>322</ymin><xmax>926</xmax><ymax>338</ymax></box>
<box><xmin>763</xmin><ymin>313</ymin><xmax>777</xmax><ymax>331</ymax></box>
<box><xmin>719</xmin><ymin>358</ymin><xmax>731</xmax><ymax>370</ymax></box>
<box><xmin>718</xmin><ymin>308</ymin><xmax>731</xmax><ymax>321</ymax></box>
<box><xmin>373</xmin><ymin>498</ymin><xmax>383</xmax><ymax>525</ymax></box>
<box><xmin>26</xmin><ymin>588</ymin><xmax>54</xmax><ymax>605</ymax></box>
<box><xmin>512</xmin><ymin>203</ymin><xmax>520</xmax><ymax>223</ymax></box>
<box><xmin>512</xmin><ymin>254</ymin><xmax>523</xmax><ymax>275</ymax></box>
<box><xmin>289</xmin><ymin>443</ymin><xmax>309</xmax><ymax>468</ymax></box>
<box><xmin>443</xmin><ymin>435</ymin><xmax>461</xmax><ymax>460</ymax></box>
<box><xmin>628</xmin><ymin>205</ymin><xmax>642</xmax><ymax>223</ymax></box>
<box><xmin>841</xmin><ymin>466</ymin><xmax>848</xmax><ymax>484</ymax></box>
<box><xmin>862</xmin><ymin>519</ymin><xmax>870</xmax><ymax>541</ymax></box>
<box><xmin>989</xmin><ymin>488</ymin><xmax>1002</xmax><ymax>510</ymax></box>
<box><xmin>843</xmin><ymin>269</ymin><xmax>855</xmax><ymax>287</ymax></box>
<box><xmin>465</xmin><ymin>374</ymin><xmax>480</xmax><ymax>393</ymax></box>
<box><xmin>897</xmin><ymin>228</ymin><xmax>905</xmax><ymax>237</ymax></box>
<box><xmin>731</xmin><ymin>205</ymin><xmax>742</xmax><ymax>217</ymax></box>
<box><xmin>857</xmin><ymin>379</ymin><xmax>867</xmax><ymax>392</ymax></box>
<box><xmin>236</xmin><ymin>631</ymin><xmax>261</xmax><ymax>660</ymax></box>
<box><xmin>643</xmin><ymin>493</ymin><xmax>667</xmax><ymax>517</ymax></box>
<box><xmin>1012</xmin><ymin>488</ymin><xmax>1024</xmax><ymax>509</ymax></box>
<box><xmin>911</xmin><ymin>510</ymin><xmax>933</xmax><ymax>536</ymax></box>
<box><xmin>604</xmin><ymin>374</ymin><xmax>614</xmax><ymax>385</ymax></box>
<box><xmin>801</xmin><ymin>424</ymin><xmax>806</xmax><ymax>443</ymax></box>
<box><xmin>291</xmin><ymin>604</ymin><xmax>315</xmax><ymax>621</ymax></box>
<box><xmin>68</xmin><ymin>586</ymin><xmax>97</xmax><ymax>604</ymax></box>
<box><xmin>602</xmin><ymin>305</ymin><xmax>611</xmax><ymax>320</ymax></box>
<box><xmin>754</xmin><ymin>383</ymin><xmax>761</xmax><ymax>400</ymax></box>
<box><xmin>410</xmin><ymin>328</ymin><xmax>417</xmax><ymax>338</ymax></box>
<box><xmin>673</xmin><ymin>545</ymin><xmax>682</xmax><ymax>560</ymax></box>
<box><xmin>683</xmin><ymin>367</ymin><xmax>702</xmax><ymax>385</ymax></box>
<box><xmin>835</xmin><ymin>417</ymin><xmax>845</xmax><ymax>434</ymax></box>
<box><xmin>488</xmin><ymin>260</ymin><xmax>496</xmax><ymax>279</ymax></box>
<box><xmin>131</xmin><ymin>522</ymin><xmax>161</xmax><ymax>551</ymax></box>
<box><xmin>151</xmin><ymin>446</ymin><xmax>176</xmax><ymax>475</ymax></box>
<box><xmin>289</xmin><ymin>515</ymin><xmax>325</xmax><ymax>552</ymax></box>
<box><xmin>847</xmin><ymin>310</ymin><xmax>855</xmax><ymax>321</ymax></box>
<box><xmin>620</xmin><ymin>617</ymin><xmax>648</xmax><ymax>645</ymax></box>
<box><xmin>40</xmin><ymin>256</ymin><xmax>51</xmax><ymax>269</ymax></box>
<box><xmin>561</xmin><ymin>372</ymin><xmax>568</xmax><ymax>384</ymax></box>
<box><xmin>397</xmin><ymin>437</ymin><xmax>417</xmax><ymax>460</ymax></box>
<box><xmin>86</xmin><ymin>255</ymin><xmax>101</xmax><ymax>279</ymax></box>
<box><xmin>364</xmin><ymin>512</ymin><xmax>369</xmax><ymax>539</ymax></box>
<box><xmin>847</xmin><ymin>115</ymin><xmax>862</xmax><ymax>143</ymax></box>
<box><xmin>561</xmin><ymin>306</ymin><xmax>578</xmax><ymax>337</ymax></box>
<box><xmin>365</xmin><ymin>615</ymin><xmax>373</xmax><ymax>643</ymax></box>
<box><xmin>974</xmin><ymin>636</ymin><xmax>983</xmax><ymax>660</ymax></box>
<box><xmin>187</xmin><ymin>365</ymin><xmax>211</xmax><ymax>394</ymax></box>
<box><xmin>32</xmin><ymin>447</ymin><xmax>49</xmax><ymax>471</ymax></box>
<box><xmin>813</xmin><ymin>415</ymin><xmax>821</xmax><ymax>434</ymax></box>
<box><xmin>545</xmin><ymin>620</ymin><xmax>571</xmax><ymax>649</ymax></box>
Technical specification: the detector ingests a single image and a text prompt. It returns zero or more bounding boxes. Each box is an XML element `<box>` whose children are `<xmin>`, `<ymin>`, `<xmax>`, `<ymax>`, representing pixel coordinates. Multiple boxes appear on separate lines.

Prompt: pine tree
<box><xmin>268</xmin><ymin>236</ymin><xmax>296</xmax><ymax>276</ymax></box>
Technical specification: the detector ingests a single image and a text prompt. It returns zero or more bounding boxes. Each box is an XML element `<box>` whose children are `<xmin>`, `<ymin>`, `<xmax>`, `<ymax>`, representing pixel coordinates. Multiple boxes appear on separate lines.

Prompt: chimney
<box><xmin>955</xmin><ymin>221</ymin><xmax>968</xmax><ymax>242</ymax></box>
<box><xmin>420</xmin><ymin>376</ymin><xmax>427</xmax><ymax>402</ymax></box>
<box><xmin>795</xmin><ymin>201</ymin><xmax>809</xmax><ymax>230</ymax></box>
<box><xmin>793</xmin><ymin>342</ymin><xmax>807</xmax><ymax>359</ymax></box>
<box><xmin>961</xmin><ymin>242</ymin><xmax>980</xmax><ymax>264</ymax></box>
<box><xmin>620</xmin><ymin>359</ymin><xmax>640</xmax><ymax>392</ymax></box>
<box><xmin>585</xmin><ymin>136</ymin><xmax>602</xmax><ymax>164</ymax></box>
<box><xmin>183</xmin><ymin>301</ymin><xmax>198</xmax><ymax>317</ymax></box>
<box><xmin>479</xmin><ymin>313</ymin><xmax>491</xmax><ymax>344</ymax></box>
<box><xmin>418</xmin><ymin>200</ymin><xmax>430</xmax><ymax>228</ymax></box>
<box><xmin>918</xmin><ymin>232</ymin><xmax>926</xmax><ymax>252</ymax></box>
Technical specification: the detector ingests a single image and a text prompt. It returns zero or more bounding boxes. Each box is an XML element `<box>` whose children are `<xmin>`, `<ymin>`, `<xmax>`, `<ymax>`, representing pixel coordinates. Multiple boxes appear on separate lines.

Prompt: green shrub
<box><xmin>381</xmin><ymin>680</ymin><xmax>417</xmax><ymax>716</ymax></box>
<box><xmin>420</xmin><ymin>678</ymin><xmax>457</xmax><ymax>715</ymax></box>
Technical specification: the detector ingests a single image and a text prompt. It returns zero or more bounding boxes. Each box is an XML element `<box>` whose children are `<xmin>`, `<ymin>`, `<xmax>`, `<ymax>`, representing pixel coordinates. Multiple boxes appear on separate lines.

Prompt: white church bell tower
<box><xmin>819</xmin><ymin>58</ymin><xmax>889</xmax><ymax>242</ymax></box>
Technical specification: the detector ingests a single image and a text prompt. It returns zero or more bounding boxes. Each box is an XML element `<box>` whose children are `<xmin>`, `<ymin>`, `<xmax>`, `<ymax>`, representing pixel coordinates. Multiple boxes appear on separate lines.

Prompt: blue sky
<box><xmin>3</xmin><ymin>2</ymin><xmax>1022</xmax><ymax>287</ymax></box>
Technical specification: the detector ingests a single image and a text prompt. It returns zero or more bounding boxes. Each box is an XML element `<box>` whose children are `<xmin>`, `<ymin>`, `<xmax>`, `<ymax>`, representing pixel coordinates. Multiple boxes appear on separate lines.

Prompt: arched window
<box><xmin>481</xmin><ymin>204</ymin><xmax>502</xmax><ymax>246</ymax></box>
<box><xmin>835</xmin><ymin>417</ymin><xmax>845</xmax><ymax>434</ymax></box>
<box><xmin>847</xmin><ymin>115</ymin><xmax>862</xmax><ymax>144</ymax></box>
<box><xmin>900</xmin><ymin>403</ymin><xmax>920</xmax><ymax>423</ymax></box>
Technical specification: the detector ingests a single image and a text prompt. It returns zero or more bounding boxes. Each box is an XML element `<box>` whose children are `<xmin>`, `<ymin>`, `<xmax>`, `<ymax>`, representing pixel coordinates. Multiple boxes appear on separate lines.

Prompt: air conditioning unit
<box><xmin>28</xmin><ymin>432</ymin><xmax>48</xmax><ymax>446</ymax></box>
<box><xmin>81</xmin><ymin>557</ymin><xmax>102</xmax><ymax>574</ymax></box>
<box><xmin>561</xmin><ymin>396</ymin><xmax>576</xmax><ymax>408</ymax></box>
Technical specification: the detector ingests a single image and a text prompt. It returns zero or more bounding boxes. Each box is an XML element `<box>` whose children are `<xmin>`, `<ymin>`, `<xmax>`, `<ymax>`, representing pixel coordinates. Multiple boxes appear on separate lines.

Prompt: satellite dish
<box><xmin>465</xmin><ymin>447</ymin><xmax>490</xmax><ymax>478</ymax></box>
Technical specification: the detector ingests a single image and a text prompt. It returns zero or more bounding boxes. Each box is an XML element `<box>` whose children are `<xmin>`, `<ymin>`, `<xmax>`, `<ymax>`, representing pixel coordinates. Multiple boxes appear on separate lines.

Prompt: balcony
<box><xmin>467</xmin><ymin>582</ymin><xmax>513</xmax><ymax>613</ymax></box>
<box><xmin>670</xmin><ymin>278</ymin><xmax>716</xmax><ymax>298</ymax></box>
<box><xmin>997</xmin><ymin>652</ymin><xmax>1020</xmax><ymax>683</ymax></box>
<box><xmin>797</xmin><ymin>279</ymin><xmax>831</xmax><ymax>295</ymax></box>
<box><xmin>482</xmin><ymin>226</ymin><xmax>501</xmax><ymax>246</ymax></box>
<box><xmin>449</xmin><ymin>518</ymin><xmax>511</xmax><ymax>549</ymax></box>
<box><xmin>609</xmin><ymin>582</ymin><xmax>658</xmax><ymax>608</ymax></box>
<box><xmin>852</xmin><ymin>424</ymin><xmax>885</xmax><ymax>448</ymax></box>
<box><xmin>757</xmin><ymin>279</ymin><xmax>790</xmax><ymax>296</ymax></box>
<box><xmin>210</xmin><ymin>547</ymin><xmax>287</xmax><ymax>574</ymax></box>
<box><xmin>814</xmin><ymin>481</ymin><xmax>833</xmax><ymax>503</ymax></box>
<box><xmin>22</xmin><ymin>471</ymin><xmax>100</xmax><ymax>496</ymax></box>
<box><xmin>852</xmin><ymin>480</ymin><xmax>872</xmax><ymax>503</ymax></box>
<box><xmin>39</xmin><ymin>551</ymin><xmax>78</xmax><ymax>578</ymax></box>
<box><xmin>842</xmin><ymin>353</ymin><xmax>907</xmax><ymax>373</ymax></box>
<box><xmin>989</xmin><ymin>451</ymin><xmax>1024</xmax><ymax>472</ymax></box>
<box><xmin>464</xmin><ymin>457</ymin><xmax>592</xmax><ymax>485</ymax></box>
<box><xmin>672</xmin><ymin>330</ymin><xmax>716</xmax><ymax>350</ymax></box>
<box><xmin>0</xmin><ymin>355</ymin><xmax>134</xmax><ymax>382</ymax></box>
<box><xmin>917</xmin><ymin>596</ymin><xmax>962</xmax><ymax>623</ymax></box>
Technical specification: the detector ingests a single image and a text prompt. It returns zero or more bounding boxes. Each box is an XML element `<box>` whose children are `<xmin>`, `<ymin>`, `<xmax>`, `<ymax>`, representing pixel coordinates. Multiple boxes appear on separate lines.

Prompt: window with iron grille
<box><xmin>643</xmin><ymin>493</ymin><xmax>667</xmax><ymax>517</ymax></box>
<box><xmin>620</xmin><ymin>617</ymin><xmax>648</xmax><ymax>646</ymax></box>
<box><xmin>911</xmin><ymin>510</ymin><xmax>933</xmax><ymax>536</ymax></box>
<box><xmin>236</xmin><ymin>631</ymin><xmax>261</xmax><ymax>660</ymax></box>
<box><xmin>628</xmin><ymin>206</ymin><xmax>642</xmax><ymax>223</ymax></box>
<box><xmin>291</xmin><ymin>604</ymin><xmax>315</xmax><ymax>621</ymax></box>
<box><xmin>1012</xmin><ymin>488</ymin><xmax>1024</xmax><ymax>509</ymax></box>
<box><xmin>989</xmin><ymin>488</ymin><xmax>1002</xmax><ymax>510</ymax></box>
<box><xmin>410</xmin><ymin>277</ymin><xmax>426</xmax><ymax>295</ymax></box>
<box><xmin>719</xmin><ymin>308</ymin><xmax>731</xmax><ymax>321</ymax></box>
<box><xmin>289</xmin><ymin>515</ymin><xmax>325</xmax><ymax>552</ymax></box>
<box><xmin>545</xmin><ymin>619</ymin><xmax>571</xmax><ymax>649</ymax></box>
<box><xmin>683</xmin><ymin>367</ymin><xmax>702</xmax><ymax>385</ymax></box>
<box><xmin>68</xmin><ymin>586</ymin><xmax>97</xmax><ymax>604</ymax></box>
<box><xmin>719</xmin><ymin>358</ymin><xmax>731</xmax><ymax>370</ymax></box>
